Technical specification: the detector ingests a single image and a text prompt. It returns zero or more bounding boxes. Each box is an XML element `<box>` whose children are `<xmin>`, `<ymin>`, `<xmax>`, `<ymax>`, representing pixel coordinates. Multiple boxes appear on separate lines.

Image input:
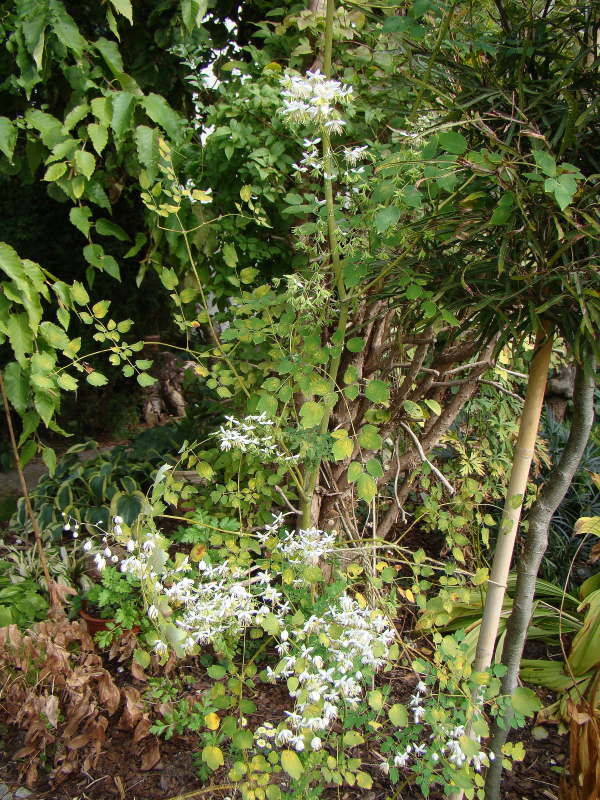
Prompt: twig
<box><xmin>0</xmin><ymin>371</ymin><xmax>60</xmax><ymax>608</ymax></box>
<box><xmin>274</xmin><ymin>485</ymin><xmax>301</xmax><ymax>515</ymax></box>
<box><xmin>479</xmin><ymin>379</ymin><xmax>523</xmax><ymax>402</ymax></box>
<box><xmin>164</xmin><ymin>785</ymin><xmax>235</xmax><ymax>800</ymax></box>
<box><xmin>399</xmin><ymin>422</ymin><xmax>456</xmax><ymax>495</ymax></box>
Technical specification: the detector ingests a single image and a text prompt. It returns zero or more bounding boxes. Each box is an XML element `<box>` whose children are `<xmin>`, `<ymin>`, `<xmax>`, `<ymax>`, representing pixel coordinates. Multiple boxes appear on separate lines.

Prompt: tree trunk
<box><xmin>484</xmin><ymin>362</ymin><xmax>596</xmax><ymax>800</ymax></box>
<box><xmin>472</xmin><ymin>328</ymin><xmax>553</xmax><ymax>674</ymax></box>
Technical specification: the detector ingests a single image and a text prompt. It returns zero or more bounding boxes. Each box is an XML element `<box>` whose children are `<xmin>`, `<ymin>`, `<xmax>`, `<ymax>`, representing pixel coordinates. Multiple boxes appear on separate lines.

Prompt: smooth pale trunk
<box><xmin>450</xmin><ymin>329</ymin><xmax>552</xmax><ymax>800</ymax></box>
<box><xmin>484</xmin><ymin>363</ymin><xmax>595</xmax><ymax>800</ymax></box>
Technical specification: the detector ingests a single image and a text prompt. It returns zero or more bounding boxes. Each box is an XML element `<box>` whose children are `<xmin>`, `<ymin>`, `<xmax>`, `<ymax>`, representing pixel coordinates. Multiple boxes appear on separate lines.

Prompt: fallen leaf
<box><xmin>140</xmin><ymin>738</ymin><xmax>161</xmax><ymax>771</ymax></box>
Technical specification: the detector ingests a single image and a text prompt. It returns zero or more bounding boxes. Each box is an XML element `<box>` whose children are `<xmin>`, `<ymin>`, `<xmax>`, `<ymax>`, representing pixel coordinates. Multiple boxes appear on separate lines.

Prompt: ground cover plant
<box><xmin>0</xmin><ymin>1</ymin><xmax>599</xmax><ymax>799</ymax></box>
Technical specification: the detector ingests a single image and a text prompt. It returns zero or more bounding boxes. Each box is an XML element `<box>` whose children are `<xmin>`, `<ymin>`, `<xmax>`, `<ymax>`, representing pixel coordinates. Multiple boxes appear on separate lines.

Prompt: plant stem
<box><xmin>484</xmin><ymin>361</ymin><xmax>595</xmax><ymax>800</ymax></box>
<box><xmin>0</xmin><ymin>371</ymin><xmax>59</xmax><ymax>608</ymax></box>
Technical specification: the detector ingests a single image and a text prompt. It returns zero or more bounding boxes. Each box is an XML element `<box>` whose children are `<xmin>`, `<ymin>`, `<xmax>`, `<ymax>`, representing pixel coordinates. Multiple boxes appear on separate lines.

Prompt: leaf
<box><xmin>71</xmin><ymin>280</ymin><xmax>90</xmax><ymax>305</ymax></box>
<box><xmin>357</xmin><ymin>472</ymin><xmax>377</xmax><ymax>503</ymax></box>
<box><xmin>202</xmin><ymin>745</ymin><xmax>224</xmax><ymax>771</ymax></box>
<box><xmin>222</xmin><ymin>243</ymin><xmax>238</xmax><ymax>268</ymax></box>
<box><xmin>347</xmin><ymin>462</ymin><xmax>363</xmax><ymax>483</ymax></box>
<box><xmin>49</xmin><ymin>1</ymin><xmax>87</xmax><ymax>55</ymax></box>
<box><xmin>365</xmin><ymin>379</ymin><xmax>390</xmax><ymax>404</ymax></box>
<box><xmin>207</xmin><ymin>665</ymin><xmax>226</xmax><ymax>679</ymax></box>
<box><xmin>439</xmin><ymin>130</ymin><xmax>468</xmax><ymax>154</ymax></box>
<box><xmin>135</xmin><ymin>125</ymin><xmax>159</xmax><ymax>170</ymax></box>
<box><xmin>356</xmin><ymin>772</ymin><xmax>373</xmax><ymax>789</ymax></box>
<box><xmin>388</xmin><ymin>703</ymin><xmax>408</xmax><ymax>727</ymax></box>
<box><xmin>3</xmin><ymin>362</ymin><xmax>28</xmax><ymax>414</ymax></box>
<box><xmin>42</xmin><ymin>446</ymin><xmax>57</xmax><ymax>476</ymax></box>
<box><xmin>204</xmin><ymin>712</ymin><xmax>220</xmax><ymax>730</ymax></box>
<box><xmin>86</xmin><ymin>371</ymin><xmax>109</xmax><ymax>386</ymax></box>
<box><xmin>141</xmin><ymin>94</ymin><xmax>181</xmax><ymax>140</ymax></box>
<box><xmin>92</xmin><ymin>299</ymin><xmax>110</xmax><ymax>318</ymax></box>
<box><xmin>70</xmin><ymin>206</ymin><xmax>92</xmax><ymax>237</ymax></box>
<box><xmin>74</xmin><ymin>149</ymin><xmax>96</xmax><ymax>179</ymax></box>
<box><xmin>346</xmin><ymin>337</ymin><xmax>365</xmax><ymax>353</ymax></box>
<box><xmin>281</xmin><ymin>749</ymin><xmax>303</xmax><ymax>780</ymax></box>
<box><xmin>57</xmin><ymin>371</ymin><xmax>79</xmax><ymax>390</ymax></box>
<box><xmin>343</xmin><ymin>730</ymin><xmax>364</xmax><ymax>746</ymax></box>
<box><xmin>366</xmin><ymin>457</ymin><xmax>384</xmax><ymax>478</ymax></box>
<box><xmin>332</xmin><ymin>436</ymin><xmax>353</xmax><ymax>461</ymax></box>
<box><xmin>96</xmin><ymin>218</ymin><xmax>129</xmax><ymax>241</ymax></box>
<box><xmin>424</xmin><ymin>398</ymin><xmax>442</xmax><ymax>416</ymax></box>
<box><xmin>137</xmin><ymin>372</ymin><xmax>157</xmax><ymax>387</ymax></box>
<box><xmin>94</xmin><ymin>37</ymin><xmax>124</xmax><ymax>75</ymax></box>
<box><xmin>533</xmin><ymin>150</ymin><xmax>556</xmax><ymax>178</ymax></box>
<box><xmin>7</xmin><ymin>313</ymin><xmax>33</xmax><ymax>365</ymax></box>
<box><xmin>111</xmin><ymin>92</ymin><xmax>136</xmax><ymax>139</ymax></box>
<box><xmin>88</xmin><ymin>123</ymin><xmax>108</xmax><ymax>155</ymax></box>
<box><xmin>109</xmin><ymin>0</ymin><xmax>133</xmax><ymax>23</ymax></box>
<box><xmin>403</xmin><ymin>399</ymin><xmax>423</xmax><ymax>419</ymax></box>
<box><xmin>0</xmin><ymin>117</ymin><xmax>17</xmax><ymax>161</ymax></box>
<box><xmin>574</xmin><ymin>516</ymin><xmax>600</xmax><ymax>537</ymax></box>
<box><xmin>299</xmin><ymin>401</ymin><xmax>324</xmax><ymax>429</ymax></box>
<box><xmin>44</xmin><ymin>162</ymin><xmax>67</xmax><ymax>181</ymax></box>
<box><xmin>368</xmin><ymin>690</ymin><xmax>384</xmax><ymax>711</ymax></box>
<box><xmin>510</xmin><ymin>687</ymin><xmax>541</xmax><ymax>717</ymax></box>
<box><xmin>358</xmin><ymin>424</ymin><xmax>382</xmax><ymax>451</ymax></box>
<box><xmin>374</xmin><ymin>205</ymin><xmax>401</xmax><ymax>233</ymax></box>
<box><xmin>40</xmin><ymin>321</ymin><xmax>69</xmax><ymax>349</ymax></box>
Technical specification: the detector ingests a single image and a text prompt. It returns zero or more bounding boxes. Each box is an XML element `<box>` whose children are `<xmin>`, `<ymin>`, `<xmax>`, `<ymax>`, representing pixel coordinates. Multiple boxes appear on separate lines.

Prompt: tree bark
<box><xmin>472</xmin><ymin>328</ymin><xmax>553</xmax><ymax>675</ymax></box>
<box><xmin>484</xmin><ymin>362</ymin><xmax>596</xmax><ymax>800</ymax></box>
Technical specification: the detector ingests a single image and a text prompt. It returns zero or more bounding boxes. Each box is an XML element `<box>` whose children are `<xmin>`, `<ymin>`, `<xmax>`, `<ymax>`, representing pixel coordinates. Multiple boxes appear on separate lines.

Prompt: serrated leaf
<box><xmin>403</xmin><ymin>399</ymin><xmax>423</xmax><ymax>419</ymax></box>
<box><xmin>356</xmin><ymin>772</ymin><xmax>373</xmax><ymax>789</ymax></box>
<box><xmin>0</xmin><ymin>117</ymin><xmax>17</xmax><ymax>161</ymax></box>
<box><xmin>74</xmin><ymin>149</ymin><xmax>95</xmax><ymax>179</ymax></box>
<box><xmin>88</xmin><ymin>122</ymin><xmax>108</xmax><ymax>155</ymax></box>
<box><xmin>358</xmin><ymin>424</ymin><xmax>382</xmax><ymax>451</ymax></box>
<box><xmin>299</xmin><ymin>401</ymin><xmax>324</xmax><ymax>429</ymax></box>
<box><xmin>69</xmin><ymin>206</ymin><xmax>92</xmax><ymax>237</ymax></box>
<box><xmin>42</xmin><ymin>446</ymin><xmax>56</xmax><ymax>476</ymax></box>
<box><xmin>86</xmin><ymin>371</ymin><xmax>108</xmax><ymax>386</ymax></box>
<box><xmin>141</xmin><ymin>94</ymin><xmax>181</xmax><ymax>140</ymax></box>
<box><xmin>511</xmin><ymin>687</ymin><xmax>541</xmax><ymax>717</ymax></box>
<box><xmin>332</xmin><ymin>436</ymin><xmax>353</xmax><ymax>461</ymax></box>
<box><xmin>3</xmin><ymin>362</ymin><xmax>28</xmax><ymax>414</ymax></box>
<box><xmin>347</xmin><ymin>461</ymin><xmax>364</xmax><ymax>483</ymax></box>
<box><xmin>96</xmin><ymin>218</ymin><xmax>129</xmax><ymax>241</ymax></box>
<box><xmin>439</xmin><ymin>130</ymin><xmax>468</xmax><ymax>154</ymax></box>
<box><xmin>137</xmin><ymin>372</ymin><xmax>156</xmax><ymax>387</ymax></box>
<box><xmin>111</xmin><ymin>92</ymin><xmax>136</xmax><ymax>139</ymax></box>
<box><xmin>222</xmin><ymin>242</ymin><xmax>238</xmax><ymax>268</ymax></box>
<box><xmin>134</xmin><ymin>648</ymin><xmax>151</xmax><ymax>668</ymax></box>
<box><xmin>374</xmin><ymin>205</ymin><xmax>400</xmax><ymax>233</ymax></box>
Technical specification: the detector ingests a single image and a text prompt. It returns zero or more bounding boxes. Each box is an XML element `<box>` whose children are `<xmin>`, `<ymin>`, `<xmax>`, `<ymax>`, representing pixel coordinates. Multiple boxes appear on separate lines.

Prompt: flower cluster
<box><xmin>266</xmin><ymin>594</ymin><xmax>396</xmax><ymax>752</ymax></box>
<box><xmin>215</xmin><ymin>413</ymin><xmax>296</xmax><ymax>461</ymax></box>
<box><xmin>390</xmin><ymin>680</ymin><xmax>494</xmax><ymax>777</ymax></box>
<box><xmin>280</xmin><ymin>70</ymin><xmax>352</xmax><ymax>132</ymax></box>
<box><xmin>273</xmin><ymin>526</ymin><xmax>337</xmax><ymax>566</ymax></box>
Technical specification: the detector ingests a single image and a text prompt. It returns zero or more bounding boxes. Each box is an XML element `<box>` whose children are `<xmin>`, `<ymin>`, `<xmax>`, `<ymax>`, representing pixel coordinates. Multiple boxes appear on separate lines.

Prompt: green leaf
<box><xmin>299</xmin><ymin>401</ymin><xmax>324</xmax><ymax>429</ymax></box>
<box><xmin>240</xmin><ymin>268</ymin><xmax>258</xmax><ymax>284</ymax></box>
<box><xmin>135</xmin><ymin>125</ymin><xmax>159</xmax><ymax>170</ymax></box>
<box><xmin>439</xmin><ymin>130</ymin><xmax>468</xmax><ymax>154</ymax></box>
<box><xmin>141</xmin><ymin>94</ymin><xmax>181</xmax><ymax>140</ymax></box>
<box><xmin>403</xmin><ymin>399</ymin><xmax>423</xmax><ymax>419</ymax></box>
<box><xmin>368</xmin><ymin>689</ymin><xmax>384</xmax><ymax>711</ymax></box>
<box><xmin>0</xmin><ymin>117</ymin><xmax>17</xmax><ymax>161</ymax></box>
<box><xmin>74</xmin><ymin>149</ymin><xmax>96</xmax><ymax>179</ymax></box>
<box><xmin>33</xmin><ymin>390</ymin><xmax>55</xmax><ymax>426</ymax></box>
<box><xmin>42</xmin><ymin>446</ymin><xmax>57</xmax><ymax>476</ymax></box>
<box><xmin>137</xmin><ymin>372</ymin><xmax>157</xmax><ymax>387</ymax></box>
<box><xmin>511</xmin><ymin>687</ymin><xmax>541</xmax><ymax>717</ymax></box>
<box><xmin>71</xmin><ymin>280</ymin><xmax>90</xmax><ymax>304</ymax></box>
<box><xmin>92</xmin><ymin>300</ymin><xmax>110</xmax><ymax>318</ymax></box>
<box><xmin>365</xmin><ymin>379</ymin><xmax>390</xmax><ymax>404</ymax></box>
<box><xmin>111</xmin><ymin>92</ymin><xmax>136</xmax><ymax>139</ymax></box>
<box><xmin>332</xmin><ymin>436</ymin><xmax>353</xmax><ymax>461</ymax></box>
<box><xmin>358</xmin><ymin>424</ymin><xmax>382</xmax><ymax>451</ymax></box>
<box><xmin>281</xmin><ymin>750</ymin><xmax>303</xmax><ymax>780</ymax></box>
<box><xmin>40</xmin><ymin>321</ymin><xmax>69</xmax><ymax>349</ymax></box>
<box><xmin>207</xmin><ymin>664</ymin><xmax>227</xmax><ymax>680</ymax></box>
<box><xmin>533</xmin><ymin>150</ymin><xmax>556</xmax><ymax>178</ymax></box>
<box><xmin>94</xmin><ymin>37</ymin><xmax>124</xmax><ymax>75</ymax></box>
<box><xmin>343</xmin><ymin>730</ymin><xmax>364</xmax><ymax>746</ymax></box>
<box><xmin>57</xmin><ymin>372</ymin><xmax>78</xmax><ymax>391</ymax></box>
<box><xmin>86</xmin><ymin>371</ymin><xmax>108</xmax><ymax>386</ymax></box>
<box><xmin>49</xmin><ymin>2</ymin><xmax>87</xmax><ymax>55</ymax></box>
<box><xmin>347</xmin><ymin>462</ymin><xmax>364</xmax><ymax>483</ymax></box>
<box><xmin>88</xmin><ymin>123</ymin><xmax>108</xmax><ymax>155</ymax></box>
<box><xmin>424</xmin><ymin>398</ymin><xmax>442</xmax><ymax>416</ymax></box>
<box><xmin>202</xmin><ymin>745</ymin><xmax>224</xmax><ymax>771</ymax></box>
<box><xmin>69</xmin><ymin>206</ymin><xmax>92</xmax><ymax>237</ymax></box>
<box><xmin>374</xmin><ymin>205</ymin><xmax>401</xmax><ymax>233</ymax></box>
<box><xmin>388</xmin><ymin>703</ymin><xmax>408</xmax><ymax>727</ymax></box>
<box><xmin>7</xmin><ymin>313</ymin><xmax>33</xmax><ymax>365</ymax></box>
<box><xmin>96</xmin><ymin>218</ymin><xmax>129</xmax><ymax>241</ymax></box>
<box><xmin>222</xmin><ymin>243</ymin><xmax>238</xmax><ymax>268</ymax></box>
<box><xmin>366</xmin><ymin>457</ymin><xmax>384</xmax><ymax>478</ymax></box>
<box><xmin>347</xmin><ymin>337</ymin><xmax>365</xmax><ymax>353</ymax></box>
<box><xmin>134</xmin><ymin>648</ymin><xmax>151</xmax><ymax>668</ymax></box>
<box><xmin>44</xmin><ymin>162</ymin><xmax>67</xmax><ymax>181</ymax></box>
<box><xmin>109</xmin><ymin>0</ymin><xmax>133</xmax><ymax>23</ymax></box>
<box><xmin>357</xmin><ymin>472</ymin><xmax>377</xmax><ymax>503</ymax></box>
<box><xmin>3</xmin><ymin>362</ymin><xmax>28</xmax><ymax>414</ymax></box>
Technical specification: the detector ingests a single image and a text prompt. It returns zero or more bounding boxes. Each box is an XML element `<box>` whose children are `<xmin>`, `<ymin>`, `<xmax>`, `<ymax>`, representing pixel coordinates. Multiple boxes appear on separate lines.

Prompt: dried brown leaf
<box><xmin>139</xmin><ymin>738</ymin><xmax>161</xmax><ymax>771</ymax></box>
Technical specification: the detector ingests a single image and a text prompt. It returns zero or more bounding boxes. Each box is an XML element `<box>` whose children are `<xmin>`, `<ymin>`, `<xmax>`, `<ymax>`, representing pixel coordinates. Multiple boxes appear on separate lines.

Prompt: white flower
<box><xmin>113</xmin><ymin>516</ymin><xmax>123</xmax><ymax>525</ymax></box>
<box><xmin>83</xmin><ymin>540</ymin><xmax>92</xmax><ymax>552</ymax></box>
<box><xmin>310</xmin><ymin>737</ymin><xmax>322</xmax><ymax>751</ymax></box>
<box><xmin>127</xmin><ymin>539</ymin><xmax>135</xmax><ymax>552</ymax></box>
<box><xmin>148</xmin><ymin>604</ymin><xmax>159</xmax><ymax>621</ymax></box>
<box><xmin>94</xmin><ymin>554</ymin><xmax>106</xmax><ymax>571</ymax></box>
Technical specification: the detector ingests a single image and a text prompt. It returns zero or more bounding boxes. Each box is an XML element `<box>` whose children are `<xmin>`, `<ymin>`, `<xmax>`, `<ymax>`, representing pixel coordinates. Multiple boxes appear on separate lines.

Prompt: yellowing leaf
<box><xmin>202</xmin><ymin>745</ymin><xmax>224</xmax><ymax>770</ymax></box>
<box><xmin>204</xmin><ymin>712</ymin><xmax>220</xmax><ymax>730</ymax></box>
<box><xmin>281</xmin><ymin>749</ymin><xmax>303</xmax><ymax>780</ymax></box>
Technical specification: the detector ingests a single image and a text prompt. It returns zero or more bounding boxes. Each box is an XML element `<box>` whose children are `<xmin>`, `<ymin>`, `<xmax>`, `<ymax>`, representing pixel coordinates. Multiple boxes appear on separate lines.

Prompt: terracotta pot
<box><xmin>80</xmin><ymin>605</ymin><xmax>139</xmax><ymax>636</ymax></box>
